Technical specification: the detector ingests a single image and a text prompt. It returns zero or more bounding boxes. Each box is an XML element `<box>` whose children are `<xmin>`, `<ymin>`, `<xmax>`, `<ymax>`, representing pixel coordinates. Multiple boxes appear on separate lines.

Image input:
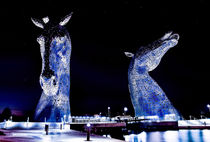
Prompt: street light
<box><xmin>124</xmin><ymin>107</ymin><xmax>128</xmax><ymax>116</ymax></box>
<box><xmin>207</xmin><ymin>104</ymin><xmax>210</xmax><ymax>112</ymax></box>
<box><xmin>108</xmin><ymin>107</ymin><xmax>111</xmax><ymax>118</ymax></box>
<box><xmin>86</xmin><ymin>123</ymin><xmax>91</xmax><ymax>141</ymax></box>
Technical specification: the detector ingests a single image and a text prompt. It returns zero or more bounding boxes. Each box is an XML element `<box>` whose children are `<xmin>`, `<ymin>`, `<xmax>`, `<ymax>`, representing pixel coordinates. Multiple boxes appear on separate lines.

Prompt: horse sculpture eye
<box><xmin>53</xmin><ymin>79</ymin><xmax>56</xmax><ymax>85</ymax></box>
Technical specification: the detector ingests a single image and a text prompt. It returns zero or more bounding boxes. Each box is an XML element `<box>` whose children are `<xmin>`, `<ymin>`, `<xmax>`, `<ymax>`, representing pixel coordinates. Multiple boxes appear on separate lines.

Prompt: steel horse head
<box><xmin>32</xmin><ymin>13</ymin><xmax>72</xmax><ymax>122</ymax></box>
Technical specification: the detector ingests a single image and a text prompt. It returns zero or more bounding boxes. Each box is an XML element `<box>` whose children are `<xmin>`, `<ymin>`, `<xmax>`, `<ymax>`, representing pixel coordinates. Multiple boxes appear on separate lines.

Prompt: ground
<box><xmin>0</xmin><ymin>129</ymin><xmax>124</xmax><ymax>142</ymax></box>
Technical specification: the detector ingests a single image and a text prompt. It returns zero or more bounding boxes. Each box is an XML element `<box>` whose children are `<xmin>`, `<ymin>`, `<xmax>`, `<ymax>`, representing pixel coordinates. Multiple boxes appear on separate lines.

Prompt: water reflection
<box><xmin>124</xmin><ymin>130</ymin><xmax>210</xmax><ymax>142</ymax></box>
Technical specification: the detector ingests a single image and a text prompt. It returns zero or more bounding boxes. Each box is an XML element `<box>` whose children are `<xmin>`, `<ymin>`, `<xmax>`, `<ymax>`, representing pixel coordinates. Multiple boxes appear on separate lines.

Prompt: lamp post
<box><xmin>26</xmin><ymin>117</ymin><xmax>29</xmax><ymax>128</ymax></box>
<box><xmin>124</xmin><ymin>107</ymin><xmax>128</xmax><ymax>116</ymax></box>
<box><xmin>10</xmin><ymin>116</ymin><xmax>12</xmax><ymax>122</ymax></box>
<box><xmin>45</xmin><ymin>124</ymin><xmax>49</xmax><ymax>135</ymax></box>
<box><xmin>207</xmin><ymin>104</ymin><xmax>210</xmax><ymax>112</ymax></box>
<box><xmin>108</xmin><ymin>107</ymin><xmax>111</xmax><ymax>118</ymax></box>
<box><xmin>86</xmin><ymin>123</ymin><xmax>91</xmax><ymax>141</ymax></box>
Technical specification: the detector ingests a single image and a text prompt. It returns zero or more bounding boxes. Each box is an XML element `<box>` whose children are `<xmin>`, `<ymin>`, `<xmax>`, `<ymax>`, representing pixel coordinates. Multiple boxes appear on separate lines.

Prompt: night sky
<box><xmin>0</xmin><ymin>0</ymin><xmax>209</xmax><ymax>119</ymax></box>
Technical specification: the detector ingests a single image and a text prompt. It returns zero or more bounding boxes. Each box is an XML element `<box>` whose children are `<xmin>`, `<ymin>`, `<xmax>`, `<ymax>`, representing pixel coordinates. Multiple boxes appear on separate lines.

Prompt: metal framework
<box><xmin>125</xmin><ymin>32</ymin><xmax>180</xmax><ymax>120</ymax></box>
<box><xmin>32</xmin><ymin>13</ymin><xmax>72</xmax><ymax>122</ymax></box>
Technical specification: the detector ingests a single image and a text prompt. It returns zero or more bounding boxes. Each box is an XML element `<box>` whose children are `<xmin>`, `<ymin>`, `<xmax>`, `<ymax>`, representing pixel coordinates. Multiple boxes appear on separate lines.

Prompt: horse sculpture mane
<box><xmin>31</xmin><ymin>13</ymin><xmax>72</xmax><ymax>122</ymax></box>
<box><xmin>125</xmin><ymin>32</ymin><xmax>180</xmax><ymax>120</ymax></box>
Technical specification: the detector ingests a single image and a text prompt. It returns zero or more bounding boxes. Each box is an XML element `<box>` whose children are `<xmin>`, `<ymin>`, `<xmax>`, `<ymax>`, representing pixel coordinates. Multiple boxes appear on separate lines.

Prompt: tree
<box><xmin>1</xmin><ymin>107</ymin><xmax>12</xmax><ymax>121</ymax></box>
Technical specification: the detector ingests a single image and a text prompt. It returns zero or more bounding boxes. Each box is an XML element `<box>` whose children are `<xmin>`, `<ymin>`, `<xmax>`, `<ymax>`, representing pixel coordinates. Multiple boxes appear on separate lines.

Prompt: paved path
<box><xmin>0</xmin><ymin>129</ymin><xmax>125</xmax><ymax>142</ymax></box>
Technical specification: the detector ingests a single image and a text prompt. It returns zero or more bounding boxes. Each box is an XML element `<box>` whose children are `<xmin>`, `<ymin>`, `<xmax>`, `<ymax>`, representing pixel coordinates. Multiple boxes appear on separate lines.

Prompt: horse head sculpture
<box><xmin>32</xmin><ymin>13</ymin><xmax>72</xmax><ymax>122</ymax></box>
<box><xmin>125</xmin><ymin>32</ymin><xmax>180</xmax><ymax>120</ymax></box>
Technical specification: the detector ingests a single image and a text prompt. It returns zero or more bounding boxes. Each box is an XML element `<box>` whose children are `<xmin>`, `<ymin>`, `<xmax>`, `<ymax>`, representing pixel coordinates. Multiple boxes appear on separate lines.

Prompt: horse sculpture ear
<box><xmin>124</xmin><ymin>52</ymin><xmax>134</xmax><ymax>58</ymax></box>
<box><xmin>59</xmin><ymin>12</ymin><xmax>73</xmax><ymax>26</ymax></box>
<box><xmin>161</xmin><ymin>31</ymin><xmax>173</xmax><ymax>40</ymax></box>
<box><xmin>31</xmin><ymin>18</ymin><xmax>44</xmax><ymax>29</ymax></box>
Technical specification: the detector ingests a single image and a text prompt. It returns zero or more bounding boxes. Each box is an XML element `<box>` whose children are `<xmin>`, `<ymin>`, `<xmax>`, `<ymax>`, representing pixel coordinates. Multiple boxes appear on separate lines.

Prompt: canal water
<box><xmin>124</xmin><ymin>129</ymin><xmax>210</xmax><ymax>142</ymax></box>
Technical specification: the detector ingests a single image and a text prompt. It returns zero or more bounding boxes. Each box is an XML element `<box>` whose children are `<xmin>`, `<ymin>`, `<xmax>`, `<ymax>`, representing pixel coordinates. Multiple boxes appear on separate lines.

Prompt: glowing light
<box><xmin>202</xmin><ymin>130</ymin><xmax>210</xmax><ymax>142</ymax></box>
<box><xmin>124</xmin><ymin>107</ymin><xmax>128</xmax><ymax>112</ymax></box>
<box><xmin>86</xmin><ymin>123</ymin><xmax>91</xmax><ymax>127</ymax></box>
<box><xmin>145</xmin><ymin>115</ymin><xmax>159</xmax><ymax>120</ymax></box>
<box><xmin>125</xmin><ymin>32</ymin><xmax>180</xmax><ymax>120</ymax></box>
<box><xmin>163</xmin><ymin>131</ymin><xmax>179</xmax><ymax>142</ymax></box>
<box><xmin>124</xmin><ymin>132</ymin><xmax>147</xmax><ymax>142</ymax></box>
<box><xmin>164</xmin><ymin>114</ymin><xmax>176</xmax><ymax>120</ymax></box>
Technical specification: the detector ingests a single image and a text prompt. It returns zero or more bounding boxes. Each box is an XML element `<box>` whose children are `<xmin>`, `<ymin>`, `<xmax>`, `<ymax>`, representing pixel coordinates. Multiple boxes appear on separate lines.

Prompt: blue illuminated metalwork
<box><xmin>125</xmin><ymin>32</ymin><xmax>180</xmax><ymax>120</ymax></box>
<box><xmin>31</xmin><ymin>13</ymin><xmax>72</xmax><ymax>122</ymax></box>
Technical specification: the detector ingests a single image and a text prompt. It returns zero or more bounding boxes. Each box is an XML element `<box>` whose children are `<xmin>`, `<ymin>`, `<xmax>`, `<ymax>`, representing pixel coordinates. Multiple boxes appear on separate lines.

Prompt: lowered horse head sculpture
<box><xmin>32</xmin><ymin>13</ymin><xmax>72</xmax><ymax>122</ymax></box>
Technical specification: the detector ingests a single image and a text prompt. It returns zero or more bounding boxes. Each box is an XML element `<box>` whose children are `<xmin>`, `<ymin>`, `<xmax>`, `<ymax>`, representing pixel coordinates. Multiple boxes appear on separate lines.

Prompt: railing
<box><xmin>178</xmin><ymin>119</ymin><xmax>210</xmax><ymax>126</ymax></box>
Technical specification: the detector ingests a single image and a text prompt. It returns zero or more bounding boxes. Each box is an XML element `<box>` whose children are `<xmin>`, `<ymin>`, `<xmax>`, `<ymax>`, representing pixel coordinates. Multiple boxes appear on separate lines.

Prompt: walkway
<box><xmin>0</xmin><ymin>129</ymin><xmax>124</xmax><ymax>142</ymax></box>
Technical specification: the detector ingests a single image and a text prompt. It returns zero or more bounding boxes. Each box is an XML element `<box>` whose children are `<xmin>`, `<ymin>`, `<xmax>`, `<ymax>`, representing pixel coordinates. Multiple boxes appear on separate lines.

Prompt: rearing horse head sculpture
<box><xmin>125</xmin><ymin>31</ymin><xmax>180</xmax><ymax>120</ymax></box>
